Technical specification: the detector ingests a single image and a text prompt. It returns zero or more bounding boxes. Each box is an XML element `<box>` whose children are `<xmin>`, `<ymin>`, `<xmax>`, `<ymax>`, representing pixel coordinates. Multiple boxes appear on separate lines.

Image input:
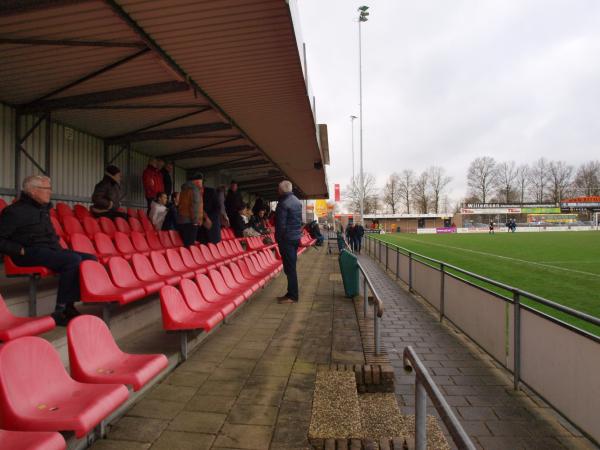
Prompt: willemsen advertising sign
<box><xmin>436</xmin><ymin>227</ymin><xmax>457</xmax><ymax>234</ymax></box>
<box><xmin>461</xmin><ymin>207</ymin><xmax>560</xmax><ymax>214</ymax></box>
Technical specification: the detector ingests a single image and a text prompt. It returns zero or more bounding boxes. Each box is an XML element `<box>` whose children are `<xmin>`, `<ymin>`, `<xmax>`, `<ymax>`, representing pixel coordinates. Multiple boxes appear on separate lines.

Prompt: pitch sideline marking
<box><xmin>384</xmin><ymin>236</ymin><xmax>600</xmax><ymax>279</ymax></box>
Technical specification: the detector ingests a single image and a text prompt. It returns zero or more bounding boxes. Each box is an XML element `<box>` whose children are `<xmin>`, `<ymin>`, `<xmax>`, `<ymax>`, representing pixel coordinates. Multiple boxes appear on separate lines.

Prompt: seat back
<box><xmin>223</xmin><ymin>240</ymin><xmax>237</xmax><ymax>255</ymax></box>
<box><xmin>159</xmin><ymin>286</ymin><xmax>191</xmax><ymax>328</ymax></box>
<box><xmin>166</xmin><ymin>248</ymin><xmax>187</xmax><ymax>272</ymax></box>
<box><xmin>98</xmin><ymin>217</ymin><xmax>117</xmax><ymax>237</ymax></box>
<box><xmin>73</xmin><ymin>204</ymin><xmax>91</xmax><ymax>222</ymax></box>
<box><xmin>228</xmin><ymin>262</ymin><xmax>247</xmax><ymax>285</ymax></box>
<box><xmin>168</xmin><ymin>230</ymin><xmax>184</xmax><ymax>247</ymax></box>
<box><xmin>179</xmin><ymin>247</ymin><xmax>198</xmax><ymax>269</ymax></box>
<box><xmin>190</xmin><ymin>245</ymin><xmax>207</xmax><ymax>266</ymax></box>
<box><xmin>70</xmin><ymin>233</ymin><xmax>97</xmax><ymax>256</ymax></box>
<box><xmin>130</xmin><ymin>231</ymin><xmax>151</xmax><ymax>252</ymax></box>
<box><xmin>50</xmin><ymin>216</ymin><xmax>66</xmax><ymax>239</ymax></box>
<box><xmin>250</xmin><ymin>254</ymin><xmax>265</xmax><ymax>270</ymax></box>
<box><xmin>180</xmin><ymin>278</ymin><xmax>210</xmax><ymax>311</ymax></box>
<box><xmin>233</xmin><ymin>239</ymin><xmax>245</xmax><ymax>254</ymax></box>
<box><xmin>159</xmin><ymin>231</ymin><xmax>174</xmax><ymax>249</ymax></box>
<box><xmin>0</xmin><ymin>293</ymin><xmax>17</xmax><ymax>322</ymax></box>
<box><xmin>199</xmin><ymin>244</ymin><xmax>215</xmax><ymax>263</ymax></box>
<box><xmin>108</xmin><ymin>256</ymin><xmax>139</xmax><ymax>288</ymax></box>
<box><xmin>0</xmin><ymin>337</ymin><xmax>73</xmax><ymax>416</ymax></box>
<box><xmin>127</xmin><ymin>208</ymin><xmax>139</xmax><ymax>218</ymax></box>
<box><xmin>114</xmin><ymin>217</ymin><xmax>131</xmax><ymax>234</ymax></box>
<box><xmin>128</xmin><ymin>217</ymin><xmax>144</xmax><ymax>233</ymax></box>
<box><xmin>82</xmin><ymin>216</ymin><xmax>102</xmax><ymax>238</ymax></box>
<box><xmin>139</xmin><ymin>214</ymin><xmax>155</xmax><ymax>232</ymax></box>
<box><xmin>208</xmin><ymin>269</ymin><xmax>230</xmax><ymax>295</ymax></box>
<box><xmin>150</xmin><ymin>251</ymin><xmax>174</xmax><ymax>276</ymax></box>
<box><xmin>62</xmin><ymin>216</ymin><xmax>84</xmax><ymax>236</ymax></box>
<box><xmin>195</xmin><ymin>273</ymin><xmax>220</xmax><ymax>302</ymax></box>
<box><xmin>56</xmin><ymin>202</ymin><xmax>74</xmax><ymax>219</ymax></box>
<box><xmin>67</xmin><ymin>315</ymin><xmax>121</xmax><ymax>379</ymax></box>
<box><xmin>219</xmin><ymin>265</ymin><xmax>239</xmax><ymax>288</ymax></box>
<box><xmin>80</xmin><ymin>260</ymin><xmax>117</xmax><ymax>298</ymax></box>
<box><xmin>241</xmin><ymin>257</ymin><xmax>260</xmax><ymax>277</ymax></box>
<box><xmin>0</xmin><ymin>198</ymin><xmax>7</xmax><ymax>213</ymax></box>
<box><xmin>114</xmin><ymin>232</ymin><xmax>135</xmax><ymax>255</ymax></box>
<box><xmin>132</xmin><ymin>253</ymin><xmax>159</xmax><ymax>282</ymax></box>
<box><xmin>145</xmin><ymin>231</ymin><xmax>163</xmax><ymax>250</ymax></box>
<box><xmin>94</xmin><ymin>232</ymin><xmax>119</xmax><ymax>257</ymax></box>
<box><xmin>207</xmin><ymin>243</ymin><xmax>221</xmax><ymax>260</ymax></box>
<box><xmin>216</xmin><ymin>241</ymin><xmax>231</xmax><ymax>258</ymax></box>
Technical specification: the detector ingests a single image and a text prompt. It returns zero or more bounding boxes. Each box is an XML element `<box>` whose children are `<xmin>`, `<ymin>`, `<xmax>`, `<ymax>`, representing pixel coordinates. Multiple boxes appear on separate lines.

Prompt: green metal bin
<box><xmin>338</xmin><ymin>249</ymin><xmax>359</xmax><ymax>298</ymax></box>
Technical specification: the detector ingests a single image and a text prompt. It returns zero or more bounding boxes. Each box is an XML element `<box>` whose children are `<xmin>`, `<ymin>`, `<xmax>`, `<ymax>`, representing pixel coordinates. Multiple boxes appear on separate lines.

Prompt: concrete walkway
<box><xmin>357</xmin><ymin>254</ymin><xmax>597</xmax><ymax>450</ymax></box>
<box><xmin>91</xmin><ymin>247</ymin><xmax>364</xmax><ymax>450</ymax></box>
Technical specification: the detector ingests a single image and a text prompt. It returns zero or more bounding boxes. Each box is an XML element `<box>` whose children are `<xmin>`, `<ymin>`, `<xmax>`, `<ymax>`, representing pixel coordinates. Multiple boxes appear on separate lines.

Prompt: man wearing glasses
<box><xmin>0</xmin><ymin>175</ymin><xmax>96</xmax><ymax>326</ymax></box>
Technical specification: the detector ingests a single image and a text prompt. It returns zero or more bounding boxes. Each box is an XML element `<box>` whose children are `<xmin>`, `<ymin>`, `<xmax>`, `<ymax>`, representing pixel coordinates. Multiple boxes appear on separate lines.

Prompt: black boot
<box><xmin>64</xmin><ymin>303</ymin><xmax>81</xmax><ymax>319</ymax></box>
<box><xmin>51</xmin><ymin>309</ymin><xmax>70</xmax><ymax>327</ymax></box>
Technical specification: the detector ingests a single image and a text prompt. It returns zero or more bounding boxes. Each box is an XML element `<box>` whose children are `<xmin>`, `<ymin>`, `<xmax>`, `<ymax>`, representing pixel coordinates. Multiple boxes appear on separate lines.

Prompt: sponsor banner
<box><xmin>461</xmin><ymin>208</ymin><xmax>521</xmax><ymax>214</ymax></box>
<box><xmin>521</xmin><ymin>207</ymin><xmax>561</xmax><ymax>214</ymax></box>
<box><xmin>334</xmin><ymin>184</ymin><xmax>340</xmax><ymax>202</ymax></box>
<box><xmin>436</xmin><ymin>227</ymin><xmax>457</xmax><ymax>234</ymax></box>
<box><xmin>314</xmin><ymin>199</ymin><xmax>328</xmax><ymax>218</ymax></box>
<box><xmin>464</xmin><ymin>202</ymin><xmax>554</xmax><ymax>209</ymax></box>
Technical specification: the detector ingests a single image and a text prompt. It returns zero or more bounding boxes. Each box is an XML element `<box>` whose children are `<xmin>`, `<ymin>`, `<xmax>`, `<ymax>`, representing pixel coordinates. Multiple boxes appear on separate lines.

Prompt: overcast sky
<box><xmin>296</xmin><ymin>0</ymin><xmax>600</xmax><ymax>207</ymax></box>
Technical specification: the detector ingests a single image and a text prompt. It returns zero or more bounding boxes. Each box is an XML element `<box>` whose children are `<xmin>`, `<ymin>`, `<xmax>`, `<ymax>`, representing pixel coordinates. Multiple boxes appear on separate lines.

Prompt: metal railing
<box><xmin>403</xmin><ymin>346</ymin><xmax>476</xmax><ymax>450</ymax></box>
<box><xmin>366</xmin><ymin>235</ymin><xmax>600</xmax><ymax>388</ymax></box>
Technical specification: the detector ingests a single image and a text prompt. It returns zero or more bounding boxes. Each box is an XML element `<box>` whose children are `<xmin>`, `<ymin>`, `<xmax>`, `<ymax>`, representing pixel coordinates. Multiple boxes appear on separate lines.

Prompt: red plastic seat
<box><xmin>73</xmin><ymin>204</ymin><xmax>91</xmax><ymax>222</ymax></box>
<box><xmin>199</xmin><ymin>244</ymin><xmax>220</xmax><ymax>267</ymax></box>
<box><xmin>151</xmin><ymin>250</ymin><xmax>192</xmax><ymax>280</ymax></box>
<box><xmin>114</xmin><ymin>231</ymin><xmax>140</xmax><ymax>257</ymax></box>
<box><xmin>70</xmin><ymin>233</ymin><xmax>102</xmax><ymax>262</ymax></box>
<box><xmin>139</xmin><ymin>214</ymin><xmax>155</xmax><ymax>233</ymax></box>
<box><xmin>98</xmin><ymin>217</ymin><xmax>117</xmax><ymax>238</ymax></box>
<box><xmin>114</xmin><ymin>217</ymin><xmax>131</xmax><ymax>234</ymax></box>
<box><xmin>208</xmin><ymin>243</ymin><xmax>224</xmax><ymax>262</ymax></box>
<box><xmin>80</xmin><ymin>260</ymin><xmax>145</xmax><ymax>305</ymax></box>
<box><xmin>50</xmin><ymin>216</ymin><xmax>66</xmax><ymax>241</ymax></box>
<box><xmin>0</xmin><ymin>294</ymin><xmax>55</xmax><ymax>341</ymax></box>
<box><xmin>130</xmin><ymin>231</ymin><xmax>152</xmax><ymax>253</ymax></box>
<box><xmin>0</xmin><ymin>198</ymin><xmax>7</xmax><ymax>214</ymax></box>
<box><xmin>219</xmin><ymin>265</ymin><xmax>253</xmax><ymax>300</ymax></box>
<box><xmin>145</xmin><ymin>231</ymin><xmax>164</xmax><ymax>251</ymax></box>
<box><xmin>132</xmin><ymin>254</ymin><xmax>180</xmax><ymax>286</ymax></box>
<box><xmin>0</xmin><ymin>429</ymin><xmax>66</xmax><ymax>450</ymax></box>
<box><xmin>165</xmin><ymin>249</ymin><xmax>195</xmax><ymax>278</ymax></box>
<box><xmin>190</xmin><ymin>245</ymin><xmax>215</xmax><ymax>270</ymax></box>
<box><xmin>159</xmin><ymin>231</ymin><xmax>175</xmax><ymax>249</ymax></box>
<box><xmin>207</xmin><ymin>269</ymin><xmax>245</xmax><ymax>306</ymax></box>
<box><xmin>194</xmin><ymin>274</ymin><xmax>236</xmax><ymax>316</ymax></box>
<box><xmin>0</xmin><ymin>337</ymin><xmax>129</xmax><ymax>438</ymax></box>
<box><xmin>62</xmin><ymin>215</ymin><xmax>85</xmax><ymax>237</ymax></box>
<box><xmin>55</xmin><ymin>202</ymin><xmax>74</xmax><ymax>219</ymax></box>
<box><xmin>180</xmin><ymin>279</ymin><xmax>227</xmax><ymax>318</ymax></box>
<box><xmin>169</xmin><ymin>230</ymin><xmax>184</xmax><ymax>247</ymax></box>
<box><xmin>216</xmin><ymin>241</ymin><xmax>234</xmax><ymax>260</ymax></box>
<box><xmin>127</xmin><ymin>207</ymin><xmax>139</xmax><ymax>218</ymax></box>
<box><xmin>179</xmin><ymin>247</ymin><xmax>206</xmax><ymax>274</ymax></box>
<box><xmin>94</xmin><ymin>232</ymin><xmax>126</xmax><ymax>260</ymax></box>
<box><xmin>68</xmin><ymin>315</ymin><xmax>168</xmax><ymax>391</ymax></box>
<box><xmin>82</xmin><ymin>216</ymin><xmax>102</xmax><ymax>239</ymax></box>
<box><xmin>129</xmin><ymin>217</ymin><xmax>144</xmax><ymax>233</ymax></box>
<box><xmin>229</xmin><ymin>261</ymin><xmax>259</xmax><ymax>293</ymax></box>
<box><xmin>3</xmin><ymin>255</ymin><xmax>53</xmax><ymax>278</ymax></box>
<box><xmin>232</xmin><ymin>239</ymin><xmax>246</xmax><ymax>255</ymax></box>
<box><xmin>108</xmin><ymin>257</ymin><xmax>164</xmax><ymax>295</ymax></box>
<box><xmin>224</xmin><ymin>240</ymin><xmax>241</xmax><ymax>257</ymax></box>
<box><xmin>238</xmin><ymin>258</ymin><xmax>266</xmax><ymax>287</ymax></box>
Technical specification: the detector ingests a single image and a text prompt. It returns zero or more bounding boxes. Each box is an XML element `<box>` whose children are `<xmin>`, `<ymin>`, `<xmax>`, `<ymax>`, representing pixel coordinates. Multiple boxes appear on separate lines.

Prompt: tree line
<box><xmin>342</xmin><ymin>158</ymin><xmax>600</xmax><ymax>215</ymax></box>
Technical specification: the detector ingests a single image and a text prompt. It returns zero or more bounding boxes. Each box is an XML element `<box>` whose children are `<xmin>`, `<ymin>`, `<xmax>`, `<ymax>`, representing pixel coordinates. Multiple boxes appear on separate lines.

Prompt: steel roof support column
<box><xmin>45</xmin><ymin>113</ymin><xmax>52</xmax><ymax>179</ymax></box>
<box><xmin>14</xmin><ymin>112</ymin><xmax>21</xmax><ymax>192</ymax></box>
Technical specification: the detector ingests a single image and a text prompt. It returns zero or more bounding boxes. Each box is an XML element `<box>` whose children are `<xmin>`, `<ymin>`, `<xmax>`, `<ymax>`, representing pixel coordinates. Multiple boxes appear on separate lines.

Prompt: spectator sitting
<box><xmin>230</xmin><ymin>204</ymin><xmax>248</xmax><ymax>238</ymax></box>
<box><xmin>90</xmin><ymin>165</ymin><xmax>128</xmax><ymax>219</ymax></box>
<box><xmin>0</xmin><ymin>175</ymin><xmax>97</xmax><ymax>326</ymax></box>
<box><xmin>307</xmin><ymin>220</ymin><xmax>324</xmax><ymax>246</ymax></box>
<box><xmin>252</xmin><ymin>197</ymin><xmax>265</xmax><ymax>215</ymax></box>
<box><xmin>161</xmin><ymin>191</ymin><xmax>179</xmax><ymax>231</ymax></box>
<box><xmin>149</xmin><ymin>192</ymin><xmax>168</xmax><ymax>231</ymax></box>
<box><xmin>143</xmin><ymin>158</ymin><xmax>164</xmax><ymax>214</ymax></box>
<box><xmin>249</xmin><ymin>208</ymin><xmax>270</xmax><ymax>235</ymax></box>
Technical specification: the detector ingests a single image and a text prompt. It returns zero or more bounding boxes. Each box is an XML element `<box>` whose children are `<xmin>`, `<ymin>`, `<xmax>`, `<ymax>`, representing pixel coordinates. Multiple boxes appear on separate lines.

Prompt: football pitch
<box><xmin>370</xmin><ymin>231</ymin><xmax>600</xmax><ymax>336</ymax></box>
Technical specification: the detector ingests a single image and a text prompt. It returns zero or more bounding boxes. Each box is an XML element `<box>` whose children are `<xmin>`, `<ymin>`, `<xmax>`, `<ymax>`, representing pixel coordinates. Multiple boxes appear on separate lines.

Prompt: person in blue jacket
<box><xmin>275</xmin><ymin>180</ymin><xmax>302</xmax><ymax>304</ymax></box>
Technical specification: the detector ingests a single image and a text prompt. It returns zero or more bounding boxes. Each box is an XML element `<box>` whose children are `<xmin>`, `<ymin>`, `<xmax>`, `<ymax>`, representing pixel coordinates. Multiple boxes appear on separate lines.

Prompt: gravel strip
<box><xmin>402</xmin><ymin>415</ymin><xmax>450</xmax><ymax>450</ymax></box>
<box><xmin>359</xmin><ymin>393</ymin><xmax>406</xmax><ymax>438</ymax></box>
<box><xmin>309</xmin><ymin>370</ymin><xmax>362</xmax><ymax>439</ymax></box>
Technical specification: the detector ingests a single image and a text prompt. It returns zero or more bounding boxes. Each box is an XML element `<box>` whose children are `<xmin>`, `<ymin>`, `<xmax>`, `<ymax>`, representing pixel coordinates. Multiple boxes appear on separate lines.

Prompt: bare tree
<box><xmin>529</xmin><ymin>158</ymin><xmax>549</xmax><ymax>202</ymax></box>
<box><xmin>547</xmin><ymin>161</ymin><xmax>573</xmax><ymax>203</ymax></box>
<box><xmin>495</xmin><ymin>161</ymin><xmax>518</xmax><ymax>203</ymax></box>
<box><xmin>573</xmin><ymin>161</ymin><xmax>600</xmax><ymax>196</ymax></box>
<box><xmin>397</xmin><ymin>169</ymin><xmax>415</xmax><ymax>213</ymax></box>
<box><xmin>514</xmin><ymin>164</ymin><xmax>529</xmax><ymax>204</ymax></box>
<box><xmin>467</xmin><ymin>156</ymin><xmax>497</xmax><ymax>203</ymax></box>
<box><xmin>412</xmin><ymin>171</ymin><xmax>430</xmax><ymax>213</ymax></box>
<box><xmin>427</xmin><ymin>166</ymin><xmax>451</xmax><ymax>213</ymax></box>
<box><xmin>344</xmin><ymin>173</ymin><xmax>379</xmax><ymax>215</ymax></box>
<box><xmin>382</xmin><ymin>173</ymin><xmax>402</xmax><ymax>214</ymax></box>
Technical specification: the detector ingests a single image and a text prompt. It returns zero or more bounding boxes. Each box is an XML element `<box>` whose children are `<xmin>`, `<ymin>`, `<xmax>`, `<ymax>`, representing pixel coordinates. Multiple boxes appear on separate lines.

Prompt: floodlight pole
<box><xmin>357</xmin><ymin>6</ymin><xmax>369</xmax><ymax>226</ymax></box>
<box><xmin>350</xmin><ymin>115</ymin><xmax>357</xmax><ymax>182</ymax></box>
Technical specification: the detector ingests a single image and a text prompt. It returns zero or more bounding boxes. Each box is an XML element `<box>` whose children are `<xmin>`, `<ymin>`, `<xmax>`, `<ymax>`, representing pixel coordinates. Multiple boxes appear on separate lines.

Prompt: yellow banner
<box><xmin>315</xmin><ymin>200</ymin><xmax>328</xmax><ymax>217</ymax></box>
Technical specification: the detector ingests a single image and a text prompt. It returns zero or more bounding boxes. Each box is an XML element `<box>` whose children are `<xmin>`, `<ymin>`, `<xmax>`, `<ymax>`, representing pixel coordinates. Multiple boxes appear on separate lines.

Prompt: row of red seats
<box><xmin>0</xmin><ymin>314</ymin><xmax>167</xmax><ymax>447</ymax></box>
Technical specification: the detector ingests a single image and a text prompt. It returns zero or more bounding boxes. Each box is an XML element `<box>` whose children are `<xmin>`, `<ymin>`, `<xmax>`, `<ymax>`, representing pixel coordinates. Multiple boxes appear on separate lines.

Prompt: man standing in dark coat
<box><xmin>225</xmin><ymin>180</ymin><xmax>244</xmax><ymax>229</ymax></box>
<box><xmin>161</xmin><ymin>161</ymin><xmax>173</xmax><ymax>197</ymax></box>
<box><xmin>0</xmin><ymin>175</ymin><xmax>97</xmax><ymax>325</ymax></box>
<box><xmin>275</xmin><ymin>180</ymin><xmax>302</xmax><ymax>304</ymax></box>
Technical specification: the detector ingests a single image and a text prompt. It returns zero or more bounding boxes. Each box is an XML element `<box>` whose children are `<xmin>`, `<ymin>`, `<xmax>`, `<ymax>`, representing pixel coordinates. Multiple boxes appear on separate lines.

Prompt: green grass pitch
<box><xmin>370</xmin><ymin>231</ymin><xmax>600</xmax><ymax>336</ymax></box>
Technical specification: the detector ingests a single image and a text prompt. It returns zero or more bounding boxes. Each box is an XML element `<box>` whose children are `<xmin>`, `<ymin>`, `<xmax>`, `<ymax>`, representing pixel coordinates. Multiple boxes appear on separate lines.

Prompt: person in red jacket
<box><xmin>142</xmin><ymin>158</ymin><xmax>164</xmax><ymax>214</ymax></box>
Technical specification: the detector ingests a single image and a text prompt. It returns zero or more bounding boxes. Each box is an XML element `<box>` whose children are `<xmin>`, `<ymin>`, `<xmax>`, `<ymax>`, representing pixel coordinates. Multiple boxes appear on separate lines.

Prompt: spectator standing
<box><xmin>225</xmin><ymin>181</ymin><xmax>243</xmax><ymax>228</ymax></box>
<box><xmin>91</xmin><ymin>165</ymin><xmax>128</xmax><ymax>219</ymax></box>
<box><xmin>0</xmin><ymin>175</ymin><xmax>97</xmax><ymax>325</ymax></box>
<box><xmin>177</xmin><ymin>173</ymin><xmax>204</xmax><ymax>247</ymax></box>
<box><xmin>217</xmin><ymin>185</ymin><xmax>230</xmax><ymax>228</ymax></box>
<box><xmin>161</xmin><ymin>192</ymin><xmax>179</xmax><ymax>231</ymax></box>
<box><xmin>149</xmin><ymin>192</ymin><xmax>168</xmax><ymax>231</ymax></box>
<box><xmin>347</xmin><ymin>224</ymin><xmax>356</xmax><ymax>251</ymax></box>
<box><xmin>354</xmin><ymin>223</ymin><xmax>364</xmax><ymax>254</ymax></box>
<box><xmin>197</xmin><ymin>186</ymin><xmax>220</xmax><ymax>244</ymax></box>
<box><xmin>143</xmin><ymin>158</ymin><xmax>164</xmax><ymax>214</ymax></box>
<box><xmin>161</xmin><ymin>161</ymin><xmax>173</xmax><ymax>196</ymax></box>
<box><xmin>275</xmin><ymin>180</ymin><xmax>302</xmax><ymax>304</ymax></box>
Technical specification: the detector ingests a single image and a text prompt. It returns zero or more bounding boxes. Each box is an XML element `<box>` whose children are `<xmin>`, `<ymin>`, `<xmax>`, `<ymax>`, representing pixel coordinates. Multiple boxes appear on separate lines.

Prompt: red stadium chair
<box><xmin>194</xmin><ymin>274</ymin><xmax>236</xmax><ymax>316</ymax></box>
<box><xmin>238</xmin><ymin>257</ymin><xmax>265</xmax><ymax>287</ymax></box>
<box><xmin>139</xmin><ymin>214</ymin><xmax>155</xmax><ymax>233</ymax></box>
<box><xmin>3</xmin><ymin>256</ymin><xmax>54</xmax><ymax>317</ymax></box>
<box><xmin>219</xmin><ymin>265</ymin><xmax>253</xmax><ymax>300</ymax></box>
<box><xmin>130</xmin><ymin>231</ymin><xmax>152</xmax><ymax>254</ymax></box>
<box><xmin>0</xmin><ymin>294</ymin><xmax>55</xmax><ymax>341</ymax></box>
<box><xmin>132</xmin><ymin>254</ymin><xmax>180</xmax><ymax>286</ymax></box>
<box><xmin>199</xmin><ymin>244</ymin><xmax>220</xmax><ymax>267</ymax></box>
<box><xmin>127</xmin><ymin>207</ymin><xmax>139</xmax><ymax>218</ymax></box>
<box><xmin>82</xmin><ymin>216</ymin><xmax>102</xmax><ymax>239</ymax></box>
<box><xmin>94</xmin><ymin>232</ymin><xmax>126</xmax><ymax>260</ymax></box>
<box><xmin>0</xmin><ymin>198</ymin><xmax>7</xmax><ymax>214</ymax></box>
<box><xmin>114</xmin><ymin>232</ymin><xmax>140</xmax><ymax>257</ymax></box>
<box><xmin>208</xmin><ymin>243</ymin><xmax>224</xmax><ymax>262</ymax></box>
<box><xmin>0</xmin><ymin>429</ymin><xmax>66</xmax><ymax>450</ymax></box>
<box><xmin>129</xmin><ymin>217</ymin><xmax>144</xmax><ymax>233</ymax></box>
<box><xmin>228</xmin><ymin>261</ymin><xmax>259</xmax><ymax>293</ymax></box>
<box><xmin>190</xmin><ymin>245</ymin><xmax>215</xmax><ymax>271</ymax></box>
<box><xmin>145</xmin><ymin>231</ymin><xmax>164</xmax><ymax>251</ymax></box>
<box><xmin>169</xmin><ymin>230</ymin><xmax>184</xmax><ymax>247</ymax></box>
<box><xmin>180</xmin><ymin>279</ymin><xmax>227</xmax><ymax>318</ymax></box>
<box><xmin>159</xmin><ymin>285</ymin><xmax>223</xmax><ymax>359</ymax></box>
<box><xmin>159</xmin><ymin>230</ymin><xmax>175</xmax><ymax>249</ymax></box>
<box><xmin>151</xmin><ymin>251</ymin><xmax>192</xmax><ymax>280</ymax></box>
<box><xmin>114</xmin><ymin>217</ymin><xmax>131</xmax><ymax>234</ymax></box>
<box><xmin>179</xmin><ymin>247</ymin><xmax>207</xmax><ymax>274</ymax></box>
<box><xmin>216</xmin><ymin>241</ymin><xmax>232</xmax><ymax>260</ymax></box>
<box><xmin>50</xmin><ymin>216</ymin><xmax>67</xmax><ymax>241</ymax></box>
<box><xmin>67</xmin><ymin>315</ymin><xmax>168</xmax><ymax>391</ymax></box>
<box><xmin>107</xmin><ymin>257</ymin><xmax>164</xmax><ymax>295</ymax></box>
<box><xmin>207</xmin><ymin>269</ymin><xmax>245</xmax><ymax>306</ymax></box>
<box><xmin>0</xmin><ymin>336</ymin><xmax>128</xmax><ymax>438</ymax></box>
<box><xmin>98</xmin><ymin>217</ymin><xmax>117</xmax><ymax>238</ymax></box>
<box><xmin>165</xmin><ymin>249</ymin><xmax>195</xmax><ymax>278</ymax></box>
<box><xmin>73</xmin><ymin>204</ymin><xmax>91</xmax><ymax>222</ymax></box>
<box><xmin>55</xmin><ymin>202</ymin><xmax>74</xmax><ymax>219</ymax></box>
<box><xmin>70</xmin><ymin>233</ymin><xmax>102</xmax><ymax>263</ymax></box>
<box><xmin>62</xmin><ymin>215</ymin><xmax>85</xmax><ymax>237</ymax></box>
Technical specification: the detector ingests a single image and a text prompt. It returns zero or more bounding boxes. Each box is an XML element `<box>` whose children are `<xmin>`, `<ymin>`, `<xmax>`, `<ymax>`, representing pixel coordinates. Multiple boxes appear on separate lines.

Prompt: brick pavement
<box><xmin>357</xmin><ymin>254</ymin><xmax>597</xmax><ymax>450</ymax></box>
<box><xmin>91</xmin><ymin>247</ymin><xmax>364</xmax><ymax>450</ymax></box>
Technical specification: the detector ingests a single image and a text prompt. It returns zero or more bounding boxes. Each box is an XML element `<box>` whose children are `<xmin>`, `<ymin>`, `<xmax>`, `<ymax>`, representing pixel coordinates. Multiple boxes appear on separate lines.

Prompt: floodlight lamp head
<box><xmin>358</xmin><ymin>5</ymin><xmax>369</xmax><ymax>12</ymax></box>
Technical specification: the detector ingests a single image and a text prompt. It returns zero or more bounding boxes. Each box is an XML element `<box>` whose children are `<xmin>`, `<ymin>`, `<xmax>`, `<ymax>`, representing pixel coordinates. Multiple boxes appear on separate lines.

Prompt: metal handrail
<box><xmin>403</xmin><ymin>346</ymin><xmax>476</xmax><ymax>450</ymax></box>
<box><xmin>367</xmin><ymin>235</ymin><xmax>600</xmax><ymax>329</ymax></box>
